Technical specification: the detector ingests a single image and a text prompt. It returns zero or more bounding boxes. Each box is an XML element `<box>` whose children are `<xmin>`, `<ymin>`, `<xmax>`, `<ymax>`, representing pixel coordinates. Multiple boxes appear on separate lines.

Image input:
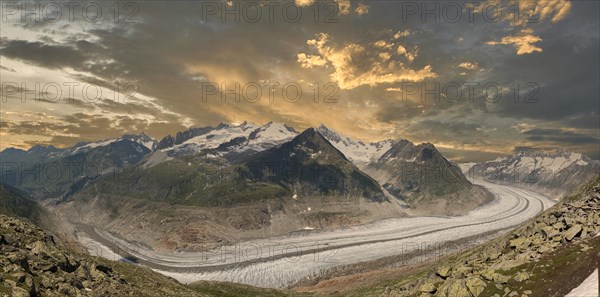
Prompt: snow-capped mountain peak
<box><xmin>68</xmin><ymin>133</ymin><xmax>157</xmax><ymax>155</ymax></box>
<box><xmin>485</xmin><ymin>149</ymin><xmax>592</xmax><ymax>174</ymax></box>
<box><xmin>465</xmin><ymin>149</ymin><xmax>599</xmax><ymax>199</ymax></box>
<box><xmin>122</xmin><ymin>133</ymin><xmax>158</xmax><ymax>151</ymax></box>
<box><xmin>315</xmin><ymin>124</ymin><xmax>396</xmax><ymax>164</ymax></box>
<box><xmin>159</xmin><ymin>122</ymin><xmax>298</xmax><ymax>159</ymax></box>
<box><xmin>249</xmin><ymin>121</ymin><xmax>297</xmax><ymax>141</ymax></box>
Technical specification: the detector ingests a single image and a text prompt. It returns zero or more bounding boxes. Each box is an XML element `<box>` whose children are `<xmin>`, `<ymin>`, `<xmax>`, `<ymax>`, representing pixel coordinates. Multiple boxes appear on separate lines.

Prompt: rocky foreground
<box><xmin>379</xmin><ymin>174</ymin><xmax>600</xmax><ymax>297</ymax></box>
<box><xmin>0</xmin><ymin>214</ymin><xmax>210</xmax><ymax>297</ymax></box>
<box><xmin>0</xmin><ymin>214</ymin><xmax>299</xmax><ymax>297</ymax></box>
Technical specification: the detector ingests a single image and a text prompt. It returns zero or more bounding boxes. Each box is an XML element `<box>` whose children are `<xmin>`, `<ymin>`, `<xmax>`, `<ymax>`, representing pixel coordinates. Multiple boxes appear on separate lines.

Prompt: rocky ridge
<box><xmin>0</xmin><ymin>214</ymin><xmax>299</xmax><ymax>297</ymax></box>
<box><xmin>379</xmin><ymin>174</ymin><xmax>600</xmax><ymax>297</ymax></box>
<box><xmin>0</xmin><ymin>214</ymin><xmax>211</xmax><ymax>297</ymax></box>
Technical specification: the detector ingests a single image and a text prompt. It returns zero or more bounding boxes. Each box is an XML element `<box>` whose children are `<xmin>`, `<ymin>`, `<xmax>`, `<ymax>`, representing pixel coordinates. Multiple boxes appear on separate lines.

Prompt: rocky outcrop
<box><xmin>0</xmin><ymin>215</ymin><xmax>212</xmax><ymax>297</ymax></box>
<box><xmin>381</xmin><ymin>174</ymin><xmax>600</xmax><ymax>297</ymax></box>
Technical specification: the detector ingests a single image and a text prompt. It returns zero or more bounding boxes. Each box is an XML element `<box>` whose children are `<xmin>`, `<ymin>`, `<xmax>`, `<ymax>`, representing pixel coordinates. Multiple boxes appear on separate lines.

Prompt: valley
<box><xmin>75</xmin><ymin>179</ymin><xmax>555</xmax><ymax>288</ymax></box>
<box><xmin>1</xmin><ymin>122</ymin><xmax>597</xmax><ymax>296</ymax></box>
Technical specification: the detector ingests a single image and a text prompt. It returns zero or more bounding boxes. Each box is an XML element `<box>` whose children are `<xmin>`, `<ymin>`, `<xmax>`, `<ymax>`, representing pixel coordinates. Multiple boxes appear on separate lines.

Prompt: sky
<box><xmin>0</xmin><ymin>0</ymin><xmax>598</xmax><ymax>162</ymax></box>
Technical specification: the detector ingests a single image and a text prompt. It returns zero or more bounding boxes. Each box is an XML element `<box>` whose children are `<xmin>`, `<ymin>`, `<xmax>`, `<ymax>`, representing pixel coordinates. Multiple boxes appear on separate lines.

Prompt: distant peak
<box><xmin>295</xmin><ymin>127</ymin><xmax>328</xmax><ymax>143</ymax></box>
<box><xmin>216</xmin><ymin>122</ymin><xmax>229</xmax><ymax>129</ymax></box>
<box><xmin>1</xmin><ymin>147</ymin><xmax>26</xmax><ymax>153</ymax></box>
<box><xmin>283</xmin><ymin>123</ymin><xmax>297</xmax><ymax>133</ymax></box>
<box><xmin>300</xmin><ymin>127</ymin><xmax>317</xmax><ymax>135</ymax></box>
<box><xmin>316</xmin><ymin>124</ymin><xmax>334</xmax><ymax>132</ymax></box>
<box><xmin>315</xmin><ymin>124</ymin><xmax>340</xmax><ymax>139</ymax></box>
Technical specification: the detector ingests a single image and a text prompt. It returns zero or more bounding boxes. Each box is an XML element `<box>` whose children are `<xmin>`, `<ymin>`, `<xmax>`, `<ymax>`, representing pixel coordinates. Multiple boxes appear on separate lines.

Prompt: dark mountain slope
<box><xmin>363</xmin><ymin>140</ymin><xmax>491</xmax><ymax>215</ymax></box>
<box><xmin>0</xmin><ymin>134</ymin><xmax>155</xmax><ymax>200</ymax></box>
<box><xmin>239</xmin><ymin>128</ymin><xmax>385</xmax><ymax>201</ymax></box>
<box><xmin>0</xmin><ymin>183</ymin><xmax>45</xmax><ymax>223</ymax></box>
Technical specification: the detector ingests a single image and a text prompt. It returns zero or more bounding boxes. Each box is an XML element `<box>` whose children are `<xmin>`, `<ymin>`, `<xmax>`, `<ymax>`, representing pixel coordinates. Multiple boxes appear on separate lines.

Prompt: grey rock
<box><xmin>514</xmin><ymin>272</ymin><xmax>529</xmax><ymax>282</ymax></box>
<box><xmin>563</xmin><ymin>224</ymin><xmax>583</xmax><ymax>241</ymax></box>
<box><xmin>436</xmin><ymin>265</ymin><xmax>452</xmax><ymax>278</ymax></box>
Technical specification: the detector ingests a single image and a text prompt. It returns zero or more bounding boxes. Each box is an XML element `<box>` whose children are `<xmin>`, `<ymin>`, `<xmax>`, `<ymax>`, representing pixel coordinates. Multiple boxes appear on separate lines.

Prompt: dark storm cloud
<box><xmin>0</xmin><ymin>39</ymin><xmax>88</xmax><ymax>69</ymax></box>
<box><xmin>468</xmin><ymin>2</ymin><xmax>599</xmax><ymax>127</ymax></box>
<box><xmin>405</xmin><ymin>119</ymin><xmax>487</xmax><ymax>146</ymax></box>
<box><xmin>523</xmin><ymin>128</ymin><xmax>599</xmax><ymax>145</ymax></box>
<box><xmin>438</xmin><ymin>147</ymin><xmax>506</xmax><ymax>163</ymax></box>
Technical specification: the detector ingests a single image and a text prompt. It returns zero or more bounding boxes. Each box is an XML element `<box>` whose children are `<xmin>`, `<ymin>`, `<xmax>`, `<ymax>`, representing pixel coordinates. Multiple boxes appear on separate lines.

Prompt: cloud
<box><xmin>0</xmin><ymin>0</ymin><xmax>596</xmax><ymax>161</ymax></box>
<box><xmin>0</xmin><ymin>39</ymin><xmax>88</xmax><ymax>69</ymax></box>
<box><xmin>478</xmin><ymin>0</ymin><xmax>572</xmax><ymax>25</ymax></box>
<box><xmin>394</xmin><ymin>30</ymin><xmax>411</xmax><ymax>39</ymax></box>
<box><xmin>533</xmin><ymin>0</ymin><xmax>573</xmax><ymax>23</ymax></box>
<box><xmin>297</xmin><ymin>53</ymin><xmax>328</xmax><ymax>68</ymax></box>
<box><xmin>395</xmin><ymin>44</ymin><xmax>418</xmax><ymax>62</ymax></box>
<box><xmin>1</xmin><ymin>111</ymin><xmax>188</xmax><ymax>149</ymax></box>
<box><xmin>336</xmin><ymin>0</ymin><xmax>351</xmax><ymax>15</ymax></box>
<box><xmin>355</xmin><ymin>3</ymin><xmax>369</xmax><ymax>15</ymax></box>
<box><xmin>486</xmin><ymin>29</ymin><xmax>543</xmax><ymax>55</ymax></box>
<box><xmin>458</xmin><ymin>62</ymin><xmax>478</xmax><ymax>70</ymax></box>
<box><xmin>479</xmin><ymin>1</ymin><xmax>572</xmax><ymax>55</ymax></box>
<box><xmin>299</xmin><ymin>33</ymin><xmax>436</xmax><ymax>89</ymax></box>
<box><xmin>295</xmin><ymin>0</ymin><xmax>315</xmax><ymax>7</ymax></box>
<box><xmin>522</xmin><ymin>128</ymin><xmax>599</xmax><ymax>144</ymax></box>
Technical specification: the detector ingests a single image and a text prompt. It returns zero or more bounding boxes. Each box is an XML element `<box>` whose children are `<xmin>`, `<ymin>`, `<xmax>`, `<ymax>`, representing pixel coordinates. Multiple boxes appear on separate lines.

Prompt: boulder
<box><xmin>465</xmin><ymin>276</ymin><xmax>486</xmax><ymax>297</ymax></box>
<box><xmin>513</xmin><ymin>272</ymin><xmax>529</xmax><ymax>282</ymax></box>
<box><xmin>564</xmin><ymin>217</ymin><xmax>576</xmax><ymax>228</ymax></box>
<box><xmin>563</xmin><ymin>225</ymin><xmax>583</xmax><ymax>241</ymax></box>
<box><xmin>509</xmin><ymin>237</ymin><xmax>530</xmax><ymax>251</ymax></box>
<box><xmin>446</xmin><ymin>280</ymin><xmax>473</xmax><ymax>297</ymax></box>
<box><xmin>492</xmin><ymin>273</ymin><xmax>510</xmax><ymax>284</ymax></box>
<box><xmin>29</xmin><ymin>241</ymin><xmax>48</xmax><ymax>256</ymax></box>
<box><xmin>456</xmin><ymin>266</ymin><xmax>474</xmax><ymax>277</ymax></box>
<box><xmin>552</xmin><ymin>222</ymin><xmax>565</xmax><ymax>231</ymax></box>
<box><xmin>538</xmin><ymin>245</ymin><xmax>554</xmax><ymax>254</ymax></box>
<box><xmin>11</xmin><ymin>287</ymin><xmax>30</xmax><ymax>297</ymax></box>
<box><xmin>436</xmin><ymin>265</ymin><xmax>452</xmax><ymax>278</ymax></box>
<box><xmin>419</xmin><ymin>281</ymin><xmax>437</xmax><ymax>293</ymax></box>
<box><xmin>482</xmin><ymin>245</ymin><xmax>502</xmax><ymax>260</ymax></box>
<box><xmin>481</xmin><ymin>269</ymin><xmax>496</xmax><ymax>281</ymax></box>
<box><xmin>530</xmin><ymin>234</ymin><xmax>544</xmax><ymax>246</ymax></box>
<box><xmin>541</xmin><ymin>226</ymin><xmax>559</xmax><ymax>239</ymax></box>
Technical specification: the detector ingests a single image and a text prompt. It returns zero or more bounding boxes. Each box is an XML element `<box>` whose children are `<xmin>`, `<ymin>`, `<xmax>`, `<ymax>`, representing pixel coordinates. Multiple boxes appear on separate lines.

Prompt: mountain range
<box><xmin>0</xmin><ymin>121</ymin><xmax>484</xmax><ymax>251</ymax></box>
<box><xmin>463</xmin><ymin>150</ymin><xmax>600</xmax><ymax>199</ymax></box>
<box><xmin>2</xmin><ymin>121</ymin><xmax>597</xmax><ymax>252</ymax></box>
<box><xmin>0</xmin><ymin>133</ymin><xmax>157</xmax><ymax>200</ymax></box>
